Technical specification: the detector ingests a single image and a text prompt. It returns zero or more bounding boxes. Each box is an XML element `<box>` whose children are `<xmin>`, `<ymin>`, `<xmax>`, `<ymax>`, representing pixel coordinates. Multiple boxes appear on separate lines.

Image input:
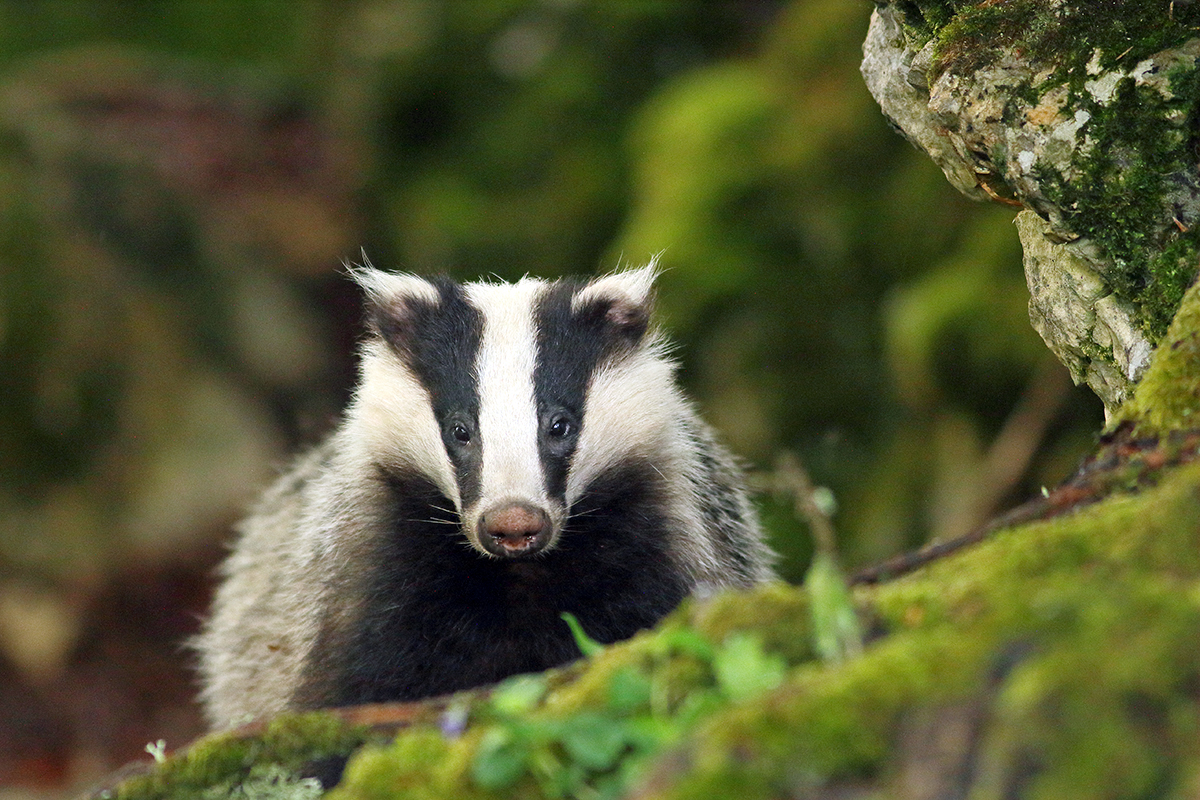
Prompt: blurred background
<box><xmin>0</xmin><ymin>1</ymin><xmax>1104</xmax><ymax>795</ymax></box>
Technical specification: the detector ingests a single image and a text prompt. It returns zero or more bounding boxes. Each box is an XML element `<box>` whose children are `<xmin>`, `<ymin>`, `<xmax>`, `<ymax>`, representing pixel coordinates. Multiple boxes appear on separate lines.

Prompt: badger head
<box><xmin>345</xmin><ymin>262</ymin><xmax>675</xmax><ymax>560</ymax></box>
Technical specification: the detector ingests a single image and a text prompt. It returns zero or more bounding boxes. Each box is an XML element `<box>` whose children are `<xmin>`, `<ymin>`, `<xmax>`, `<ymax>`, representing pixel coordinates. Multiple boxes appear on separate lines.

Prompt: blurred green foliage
<box><xmin>0</xmin><ymin>0</ymin><xmax>1103</xmax><ymax>587</ymax></box>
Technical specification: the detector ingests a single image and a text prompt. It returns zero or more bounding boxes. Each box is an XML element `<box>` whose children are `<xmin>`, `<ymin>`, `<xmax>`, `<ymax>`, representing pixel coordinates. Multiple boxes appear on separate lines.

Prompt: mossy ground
<box><xmin>102</xmin><ymin>713</ymin><xmax>371</xmax><ymax>800</ymax></box>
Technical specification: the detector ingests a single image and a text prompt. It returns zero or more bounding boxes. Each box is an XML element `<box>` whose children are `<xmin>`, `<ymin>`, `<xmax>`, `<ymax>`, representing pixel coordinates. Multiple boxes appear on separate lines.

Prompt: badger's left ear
<box><xmin>345</xmin><ymin>256</ymin><xmax>443</xmax><ymax>351</ymax></box>
<box><xmin>573</xmin><ymin>262</ymin><xmax>658</xmax><ymax>339</ymax></box>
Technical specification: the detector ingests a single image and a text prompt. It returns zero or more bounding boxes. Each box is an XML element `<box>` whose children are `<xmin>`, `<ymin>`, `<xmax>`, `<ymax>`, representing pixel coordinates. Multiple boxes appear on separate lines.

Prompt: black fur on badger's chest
<box><xmin>298</xmin><ymin>463</ymin><xmax>689</xmax><ymax>707</ymax></box>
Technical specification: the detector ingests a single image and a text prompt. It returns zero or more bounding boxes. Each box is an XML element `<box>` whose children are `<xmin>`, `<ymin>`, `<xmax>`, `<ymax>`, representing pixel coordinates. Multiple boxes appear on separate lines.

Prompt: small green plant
<box><xmin>712</xmin><ymin>631</ymin><xmax>786</xmax><ymax>702</ymax></box>
<box><xmin>469</xmin><ymin>624</ymin><xmax>786</xmax><ymax>799</ymax></box>
<box><xmin>561</xmin><ymin>611</ymin><xmax>605</xmax><ymax>657</ymax></box>
<box><xmin>201</xmin><ymin>764</ymin><xmax>323</xmax><ymax>800</ymax></box>
<box><xmin>806</xmin><ymin>552</ymin><xmax>863</xmax><ymax>664</ymax></box>
<box><xmin>773</xmin><ymin>452</ymin><xmax>864</xmax><ymax>664</ymax></box>
<box><xmin>144</xmin><ymin>740</ymin><xmax>168</xmax><ymax>764</ymax></box>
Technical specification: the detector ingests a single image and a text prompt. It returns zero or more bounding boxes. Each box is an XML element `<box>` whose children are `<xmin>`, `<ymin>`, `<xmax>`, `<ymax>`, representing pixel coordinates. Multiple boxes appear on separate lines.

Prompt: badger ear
<box><xmin>573</xmin><ymin>262</ymin><xmax>659</xmax><ymax>339</ymax></box>
<box><xmin>347</xmin><ymin>259</ymin><xmax>441</xmax><ymax>345</ymax></box>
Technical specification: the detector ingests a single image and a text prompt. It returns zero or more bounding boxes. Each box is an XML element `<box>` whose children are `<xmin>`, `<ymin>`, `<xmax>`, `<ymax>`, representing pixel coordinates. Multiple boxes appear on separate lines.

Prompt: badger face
<box><xmin>347</xmin><ymin>265</ymin><xmax>664</xmax><ymax>561</ymax></box>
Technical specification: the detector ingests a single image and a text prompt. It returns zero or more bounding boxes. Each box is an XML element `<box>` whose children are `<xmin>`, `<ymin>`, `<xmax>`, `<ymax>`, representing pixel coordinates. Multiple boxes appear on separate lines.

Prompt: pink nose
<box><xmin>479</xmin><ymin>503</ymin><xmax>552</xmax><ymax>557</ymax></box>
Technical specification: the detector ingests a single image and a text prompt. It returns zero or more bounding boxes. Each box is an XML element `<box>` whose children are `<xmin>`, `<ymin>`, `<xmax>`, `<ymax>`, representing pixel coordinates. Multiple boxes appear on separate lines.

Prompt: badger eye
<box><xmin>450</xmin><ymin>422</ymin><xmax>472</xmax><ymax>445</ymax></box>
<box><xmin>547</xmin><ymin>417</ymin><xmax>573</xmax><ymax>439</ymax></box>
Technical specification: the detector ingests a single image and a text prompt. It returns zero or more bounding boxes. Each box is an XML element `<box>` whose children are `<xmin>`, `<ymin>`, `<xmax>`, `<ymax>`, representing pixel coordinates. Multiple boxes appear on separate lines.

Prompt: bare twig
<box><xmin>772</xmin><ymin>452</ymin><xmax>838</xmax><ymax>558</ymax></box>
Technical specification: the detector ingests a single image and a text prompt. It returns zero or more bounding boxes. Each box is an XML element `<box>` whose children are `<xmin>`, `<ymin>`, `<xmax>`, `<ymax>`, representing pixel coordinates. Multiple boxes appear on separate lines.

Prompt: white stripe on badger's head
<box><xmin>461</xmin><ymin>267</ymin><xmax>668</xmax><ymax>559</ymax></box>
<box><xmin>463</xmin><ymin>277</ymin><xmax>560</xmax><ymax>551</ymax></box>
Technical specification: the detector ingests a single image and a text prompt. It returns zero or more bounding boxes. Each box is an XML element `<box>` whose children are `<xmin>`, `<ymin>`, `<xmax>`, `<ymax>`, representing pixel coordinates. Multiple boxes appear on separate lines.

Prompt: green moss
<box><xmin>1076</xmin><ymin>331</ymin><xmax>1116</xmax><ymax>378</ymax></box>
<box><xmin>687</xmin><ymin>582</ymin><xmax>814</xmax><ymax>664</ymax></box>
<box><xmin>336</xmin><ymin>728</ymin><xmax>475</xmax><ymax>800</ymax></box>
<box><xmin>108</xmin><ymin>712</ymin><xmax>371</xmax><ymax>800</ymax></box>
<box><xmin>1142</xmin><ymin>238</ymin><xmax>1200</xmax><ymax>340</ymax></box>
<box><xmin>891</xmin><ymin>0</ymin><xmax>1200</xmax><ymax>77</ymax></box>
<box><xmin>890</xmin><ymin>0</ymin><xmax>965</xmax><ymax>44</ymax></box>
<box><xmin>1116</xmin><ymin>278</ymin><xmax>1200</xmax><ymax>432</ymax></box>
<box><xmin>1033</xmin><ymin>72</ymin><xmax>1200</xmax><ymax>340</ymax></box>
<box><xmin>932</xmin><ymin>0</ymin><xmax>1039</xmax><ymax>74</ymax></box>
<box><xmin>658</xmin><ymin>630</ymin><xmax>970</xmax><ymax>799</ymax></box>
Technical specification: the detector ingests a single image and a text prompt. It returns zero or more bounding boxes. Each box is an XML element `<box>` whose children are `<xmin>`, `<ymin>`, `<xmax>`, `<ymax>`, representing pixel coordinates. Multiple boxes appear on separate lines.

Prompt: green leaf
<box><xmin>472</xmin><ymin>727</ymin><xmax>532</xmax><ymax>790</ymax></box>
<box><xmin>806</xmin><ymin>551</ymin><xmax>864</xmax><ymax>664</ymax></box>
<box><xmin>810</xmin><ymin>485</ymin><xmax>838</xmax><ymax>517</ymax></box>
<box><xmin>670</xmin><ymin>689</ymin><xmax>725</xmax><ymax>728</ymax></box>
<box><xmin>490</xmin><ymin>673</ymin><xmax>548</xmax><ymax>717</ymax></box>
<box><xmin>560</xmin><ymin>712</ymin><xmax>630</xmax><ymax>771</ymax></box>
<box><xmin>655</xmin><ymin>626</ymin><xmax>715</xmax><ymax>660</ymax></box>
<box><xmin>625</xmin><ymin>714</ymin><xmax>679</xmax><ymax>751</ymax></box>
<box><xmin>712</xmin><ymin>632</ymin><xmax>786</xmax><ymax>702</ymax></box>
<box><xmin>561</xmin><ymin>611</ymin><xmax>605</xmax><ymax>657</ymax></box>
<box><xmin>538</xmin><ymin>758</ymin><xmax>588</xmax><ymax>799</ymax></box>
<box><xmin>606</xmin><ymin>666</ymin><xmax>652</xmax><ymax>713</ymax></box>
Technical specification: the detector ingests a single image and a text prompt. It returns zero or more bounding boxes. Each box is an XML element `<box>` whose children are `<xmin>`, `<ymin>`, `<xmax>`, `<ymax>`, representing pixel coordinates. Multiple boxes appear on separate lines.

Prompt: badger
<box><xmin>195</xmin><ymin>262</ymin><xmax>774</xmax><ymax>730</ymax></box>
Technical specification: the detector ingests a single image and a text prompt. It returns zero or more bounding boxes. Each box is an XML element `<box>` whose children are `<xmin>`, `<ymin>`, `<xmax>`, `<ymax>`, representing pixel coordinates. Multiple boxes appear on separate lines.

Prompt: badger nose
<box><xmin>479</xmin><ymin>503</ymin><xmax>552</xmax><ymax>557</ymax></box>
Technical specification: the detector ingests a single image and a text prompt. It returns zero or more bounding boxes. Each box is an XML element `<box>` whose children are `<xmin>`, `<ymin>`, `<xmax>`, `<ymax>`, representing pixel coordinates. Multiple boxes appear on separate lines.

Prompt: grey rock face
<box><xmin>861</xmin><ymin>4</ymin><xmax>1200</xmax><ymax>414</ymax></box>
<box><xmin>1017</xmin><ymin>210</ymin><xmax>1149</xmax><ymax>415</ymax></box>
<box><xmin>860</xmin><ymin>7</ymin><xmax>985</xmax><ymax>201</ymax></box>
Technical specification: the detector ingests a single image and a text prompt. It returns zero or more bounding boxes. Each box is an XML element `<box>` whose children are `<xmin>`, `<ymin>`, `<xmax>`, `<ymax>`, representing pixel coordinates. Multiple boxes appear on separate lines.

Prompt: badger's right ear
<box><xmin>347</xmin><ymin>261</ymin><xmax>441</xmax><ymax>346</ymax></box>
<box><xmin>572</xmin><ymin>261</ymin><xmax>659</xmax><ymax>342</ymax></box>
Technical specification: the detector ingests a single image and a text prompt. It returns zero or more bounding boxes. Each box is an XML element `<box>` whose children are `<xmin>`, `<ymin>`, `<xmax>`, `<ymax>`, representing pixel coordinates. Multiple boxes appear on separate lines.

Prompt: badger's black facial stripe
<box><xmin>533</xmin><ymin>281</ymin><xmax>646</xmax><ymax>499</ymax></box>
<box><xmin>380</xmin><ymin>277</ymin><xmax>485</xmax><ymax>506</ymax></box>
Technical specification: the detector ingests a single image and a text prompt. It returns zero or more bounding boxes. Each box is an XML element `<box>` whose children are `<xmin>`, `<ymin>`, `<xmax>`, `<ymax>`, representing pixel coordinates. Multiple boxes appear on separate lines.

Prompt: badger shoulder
<box><xmin>678</xmin><ymin>415</ymin><xmax>776</xmax><ymax>591</ymax></box>
<box><xmin>194</xmin><ymin>441</ymin><xmax>342</xmax><ymax>728</ymax></box>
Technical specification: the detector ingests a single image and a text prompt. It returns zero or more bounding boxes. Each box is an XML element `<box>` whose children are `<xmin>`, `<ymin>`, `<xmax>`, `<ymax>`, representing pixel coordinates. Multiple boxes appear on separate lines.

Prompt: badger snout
<box><xmin>477</xmin><ymin>502</ymin><xmax>554</xmax><ymax>558</ymax></box>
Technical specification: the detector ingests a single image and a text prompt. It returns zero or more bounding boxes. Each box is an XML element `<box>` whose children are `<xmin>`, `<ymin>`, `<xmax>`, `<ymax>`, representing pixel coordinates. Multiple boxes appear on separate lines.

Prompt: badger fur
<box><xmin>195</xmin><ymin>263</ymin><xmax>774</xmax><ymax>730</ymax></box>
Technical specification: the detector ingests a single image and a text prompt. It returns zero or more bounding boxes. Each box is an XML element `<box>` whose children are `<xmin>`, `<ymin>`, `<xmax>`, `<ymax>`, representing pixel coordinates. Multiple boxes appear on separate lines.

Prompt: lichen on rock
<box><xmin>1017</xmin><ymin>209</ymin><xmax>1149</xmax><ymax>413</ymax></box>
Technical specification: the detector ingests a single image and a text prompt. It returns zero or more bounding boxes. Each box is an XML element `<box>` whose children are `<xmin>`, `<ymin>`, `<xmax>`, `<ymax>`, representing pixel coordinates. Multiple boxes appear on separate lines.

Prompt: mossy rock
<box><xmin>863</xmin><ymin>0</ymin><xmax>1200</xmax><ymax>412</ymax></box>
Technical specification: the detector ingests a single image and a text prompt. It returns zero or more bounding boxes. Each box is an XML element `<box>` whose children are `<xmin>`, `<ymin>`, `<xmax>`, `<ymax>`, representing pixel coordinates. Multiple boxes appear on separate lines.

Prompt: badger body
<box><xmin>196</xmin><ymin>265</ymin><xmax>774</xmax><ymax>730</ymax></box>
